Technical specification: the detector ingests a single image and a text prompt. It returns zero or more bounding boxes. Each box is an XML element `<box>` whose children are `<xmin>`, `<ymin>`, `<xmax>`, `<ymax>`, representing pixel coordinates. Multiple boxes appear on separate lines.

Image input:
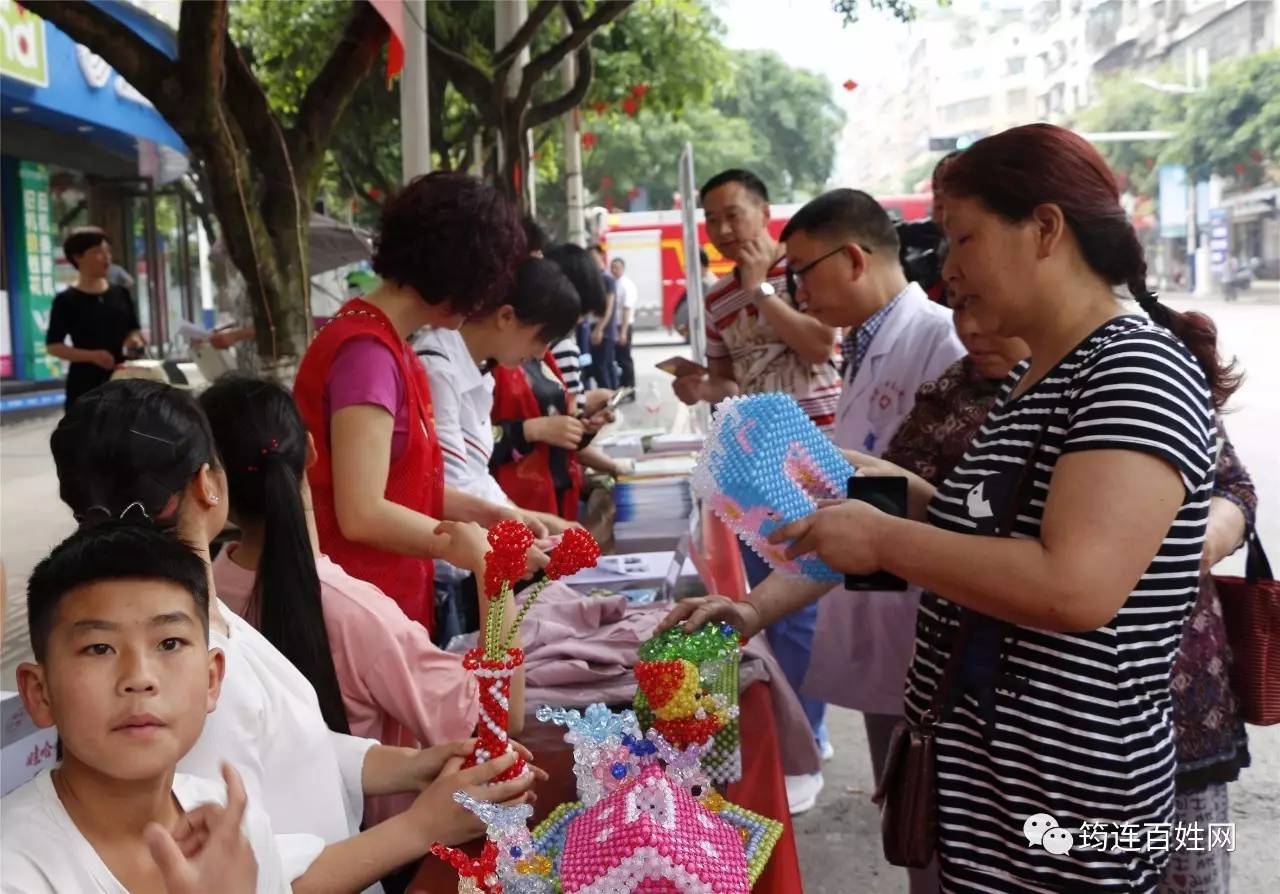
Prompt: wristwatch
<box><xmin>753</xmin><ymin>281</ymin><xmax>776</xmax><ymax>303</ymax></box>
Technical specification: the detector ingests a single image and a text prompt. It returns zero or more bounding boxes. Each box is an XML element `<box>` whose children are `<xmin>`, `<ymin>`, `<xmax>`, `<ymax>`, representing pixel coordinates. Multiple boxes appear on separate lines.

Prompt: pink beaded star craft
<box><xmin>560</xmin><ymin>763</ymin><xmax>750</xmax><ymax>894</ymax></box>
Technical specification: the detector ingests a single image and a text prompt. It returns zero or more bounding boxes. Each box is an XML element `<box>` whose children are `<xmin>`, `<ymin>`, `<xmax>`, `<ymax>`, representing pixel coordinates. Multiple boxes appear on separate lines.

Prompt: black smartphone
<box><xmin>844</xmin><ymin>476</ymin><xmax>908</xmax><ymax>591</ymax></box>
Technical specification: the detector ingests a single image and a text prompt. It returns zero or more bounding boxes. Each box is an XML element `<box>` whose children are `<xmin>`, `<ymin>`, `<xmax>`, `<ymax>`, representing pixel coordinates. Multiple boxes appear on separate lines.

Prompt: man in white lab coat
<box><xmin>779</xmin><ymin>191</ymin><xmax>962</xmax><ymax>838</ymax></box>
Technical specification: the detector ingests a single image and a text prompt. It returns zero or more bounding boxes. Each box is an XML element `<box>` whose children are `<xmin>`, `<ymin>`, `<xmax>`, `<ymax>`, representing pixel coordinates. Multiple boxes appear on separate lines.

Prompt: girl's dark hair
<box><xmin>199</xmin><ymin>376</ymin><xmax>350</xmax><ymax>735</ymax></box>
<box><xmin>51</xmin><ymin>379</ymin><xmax>219</xmax><ymax>527</ymax></box>
<box><xmin>373</xmin><ymin>171</ymin><xmax>526</xmax><ymax>318</ymax></box>
<box><xmin>508</xmin><ymin>256</ymin><xmax>582</xmax><ymax>345</ymax></box>
<box><xmin>544</xmin><ymin>243</ymin><xmax>607</xmax><ymax>318</ymax></box>
<box><xmin>943</xmin><ymin>124</ymin><xmax>1240</xmax><ymax>409</ymax></box>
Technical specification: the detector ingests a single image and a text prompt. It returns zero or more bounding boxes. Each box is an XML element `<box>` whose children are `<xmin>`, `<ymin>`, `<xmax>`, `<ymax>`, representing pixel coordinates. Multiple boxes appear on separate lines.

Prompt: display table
<box><xmin>409</xmin><ymin>681</ymin><xmax>802</xmax><ymax>893</ymax></box>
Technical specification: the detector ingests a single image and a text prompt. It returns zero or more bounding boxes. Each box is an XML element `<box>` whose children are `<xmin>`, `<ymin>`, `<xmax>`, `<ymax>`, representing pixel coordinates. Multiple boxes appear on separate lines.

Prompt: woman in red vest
<box><xmin>294</xmin><ymin>172</ymin><xmax>525</xmax><ymax>632</ymax></box>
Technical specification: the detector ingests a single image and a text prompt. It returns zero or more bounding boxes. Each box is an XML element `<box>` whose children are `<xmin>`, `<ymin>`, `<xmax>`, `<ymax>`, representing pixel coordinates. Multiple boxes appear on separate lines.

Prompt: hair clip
<box><xmin>119</xmin><ymin>501</ymin><xmax>152</xmax><ymax>522</ymax></box>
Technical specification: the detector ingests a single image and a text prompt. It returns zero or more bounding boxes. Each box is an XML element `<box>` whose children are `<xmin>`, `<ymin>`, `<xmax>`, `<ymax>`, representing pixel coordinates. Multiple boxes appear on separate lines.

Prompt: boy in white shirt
<box><xmin>2</xmin><ymin>522</ymin><xmax>284</xmax><ymax>893</ymax></box>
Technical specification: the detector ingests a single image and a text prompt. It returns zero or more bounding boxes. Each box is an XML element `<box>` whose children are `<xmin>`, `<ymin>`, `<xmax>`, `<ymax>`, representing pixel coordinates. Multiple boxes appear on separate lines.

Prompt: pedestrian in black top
<box><xmin>45</xmin><ymin>228</ymin><xmax>145</xmax><ymax>407</ymax></box>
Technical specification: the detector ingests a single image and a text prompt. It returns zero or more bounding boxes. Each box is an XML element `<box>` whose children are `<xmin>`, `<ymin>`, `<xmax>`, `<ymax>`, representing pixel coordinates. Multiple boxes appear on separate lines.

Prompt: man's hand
<box><xmin>737</xmin><ymin>232</ymin><xmax>780</xmax><ymax>293</ymax></box>
<box><xmin>435</xmin><ymin>520</ymin><xmax>489</xmax><ymax>575</ymax></box>
<box><xmin>673</xmin><ymin>374</ymin><xmax>708</xmax><ymax>406</ymax></box>
<box><xmin>619</xmin><ymin>326</ymin><xmax>632</xmax><ymax>347</ymax></box>
<box><xmin>658</xmin><ymin>595</ymin><xmax>763</xmax><ymax>638</ymax></box>
<box><xmin>524</xmin><ymin>416</ymin><xmax>586</xmax><ymax>450</ymax></box>
<box><xmin>144</xmin><ymin>763</ymin><xmax>257</xmax><ymax>894</ymax></box>
<box><xmin>91</xmin><ymin>349</ymin><xmax>118</xmax><ymax>371</ymax></box>
<box><xmin>124</xmin><ymin>331</ymin><xmax>147</xmax><ymax>351</ymax></box>
<box><xmin>591</xmin><ymin>325</ymin><xmax>605</xmax><ymax>346</ymax></box>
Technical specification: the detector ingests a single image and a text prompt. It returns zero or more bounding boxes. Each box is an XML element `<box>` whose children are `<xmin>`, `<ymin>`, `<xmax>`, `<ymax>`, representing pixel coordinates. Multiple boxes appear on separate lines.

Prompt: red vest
<box><xmin>490</xmin><ymin>350</ymin><xmax>582</xmax><ymax>521</ymax></box>
<box><xmin>294</xmin><ymin>298</ymin><xmax>443</xmax><ymax>631</ymax></box>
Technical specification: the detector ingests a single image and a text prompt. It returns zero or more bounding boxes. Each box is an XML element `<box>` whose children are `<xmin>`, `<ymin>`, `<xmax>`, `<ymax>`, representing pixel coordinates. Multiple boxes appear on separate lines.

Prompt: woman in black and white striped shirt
<box><xmin>663</xmin><ymin>124</ymin><xmax>1239</xmax><ymax>892</ymax></box>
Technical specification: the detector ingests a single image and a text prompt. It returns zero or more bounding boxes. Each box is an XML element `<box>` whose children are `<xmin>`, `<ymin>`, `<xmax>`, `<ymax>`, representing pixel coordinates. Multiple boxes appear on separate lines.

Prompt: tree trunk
<box><xmin>497</xmin><ymin>103</ymin><xmax>534</xmax><ymax>212</ymax></box>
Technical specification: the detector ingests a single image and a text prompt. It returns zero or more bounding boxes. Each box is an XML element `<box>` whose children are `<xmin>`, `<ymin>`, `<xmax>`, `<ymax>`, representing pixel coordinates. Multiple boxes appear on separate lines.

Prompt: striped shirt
<box><xmin>551</xmin><ymin>337</ymin><xmax>588</xmax><ymax>413</ymax></box>
<box><xmin>903</xmin><ymin>316</ymin><xmax>1215</xmax><ymax>893</ymax></box>
<box><xmin>704</xmin><ymin>267</ymin><xmax>841</xmax><ymax>430</ymax></box>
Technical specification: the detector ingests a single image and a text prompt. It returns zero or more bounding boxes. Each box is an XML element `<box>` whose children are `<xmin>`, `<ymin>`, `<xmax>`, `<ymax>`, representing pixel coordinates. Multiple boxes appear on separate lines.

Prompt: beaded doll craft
<box><xmin>463</xmin><ymin>521</ymin><xmax>602</xmax><ymax>782</ymax></box>
<box><xmin>691</xmin><ymin>393</ymin><xmax>854</xmax><ymax>583</ymax></box>
<box><xmin>634</xmin><ymin>622</ymin><xmax>742</xmax><ymax>785</ymax></box>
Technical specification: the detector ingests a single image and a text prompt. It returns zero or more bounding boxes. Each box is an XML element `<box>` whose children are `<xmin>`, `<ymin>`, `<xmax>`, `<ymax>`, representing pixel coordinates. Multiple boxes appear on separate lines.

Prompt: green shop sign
<box><xmin>11</xmin><ymin>161</ymin><xmax>61</xmax><ymax>380</ymax></box>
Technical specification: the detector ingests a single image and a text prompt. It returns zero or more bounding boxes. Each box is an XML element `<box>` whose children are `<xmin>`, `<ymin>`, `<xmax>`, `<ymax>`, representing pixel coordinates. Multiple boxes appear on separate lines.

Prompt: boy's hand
<box><xmin>402</xmin><ymin>740</ymin><xmax>545</xmax><ymax>791</ymax></box>
<box><xmin>144</xmin><ymin>763</ymin><xmax>257</xmax><ymax>894</ymax></box>
<box><xmin>408</xmin><ymin>751</ymin><xmax>541</xmax><ymax>847</ymax></box>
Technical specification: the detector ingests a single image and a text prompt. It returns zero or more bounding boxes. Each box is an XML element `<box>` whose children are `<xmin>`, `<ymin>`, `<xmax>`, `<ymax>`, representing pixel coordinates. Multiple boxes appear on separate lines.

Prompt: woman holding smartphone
<box><xmin>664</xmin><ymin>124</ymin><xmax>1236</xmax><ymax>892</ymax></box>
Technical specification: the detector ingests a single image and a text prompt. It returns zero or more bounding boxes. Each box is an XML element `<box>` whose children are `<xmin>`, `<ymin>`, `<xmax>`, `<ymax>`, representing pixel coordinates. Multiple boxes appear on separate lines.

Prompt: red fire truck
<box><xmin>593</xmin><ymin>194</ymin><xmax>933</xmax><ymax>329</ymax></box>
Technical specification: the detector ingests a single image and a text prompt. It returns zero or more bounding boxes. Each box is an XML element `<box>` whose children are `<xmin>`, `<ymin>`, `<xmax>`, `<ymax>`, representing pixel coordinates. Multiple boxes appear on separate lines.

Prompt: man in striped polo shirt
<box><xmin>673</xmin><ymin>169</ymin><xmax>842</xmax><ymax>812</ymax></box>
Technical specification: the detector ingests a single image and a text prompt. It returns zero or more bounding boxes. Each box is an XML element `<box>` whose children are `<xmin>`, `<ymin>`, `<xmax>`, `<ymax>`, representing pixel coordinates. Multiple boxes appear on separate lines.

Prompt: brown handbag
<box><xmin>1215</xmin><ymin>533</ymin><xmax>1280</xmax><ymax>726</ymax></box>
<box><xmin>872</xmin><ymin>425</ymin><xmax>1045</xmax><ymax>868</ymax></box>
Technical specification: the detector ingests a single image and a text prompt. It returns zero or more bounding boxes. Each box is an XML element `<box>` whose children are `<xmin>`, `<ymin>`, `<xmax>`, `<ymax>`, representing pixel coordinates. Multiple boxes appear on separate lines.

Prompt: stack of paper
<box><xmin>648</xmin><ymin>433</ymin><xmax>705</xmax><ymax>454</ymax></box>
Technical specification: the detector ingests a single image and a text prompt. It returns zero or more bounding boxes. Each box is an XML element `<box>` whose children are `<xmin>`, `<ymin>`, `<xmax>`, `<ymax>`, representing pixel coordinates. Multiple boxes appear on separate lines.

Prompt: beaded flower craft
<box><xmin>691</xmin><ymin>393</ymin><xmax>854</xmax><ymax>583</ymax></box>
<box><xmin>464</xmin><ymin>522</ymin><xmax>601</xmax><ymax>783</ymax></box>
<box><xmin>536</xmin><ymin>704</ymin><xmax>645</xmax><ymax>807</ymax></box>
<box><xmin>634</xmin><ymin>622</ymin><xmax>742</xmax><ymax>785</ymax></box>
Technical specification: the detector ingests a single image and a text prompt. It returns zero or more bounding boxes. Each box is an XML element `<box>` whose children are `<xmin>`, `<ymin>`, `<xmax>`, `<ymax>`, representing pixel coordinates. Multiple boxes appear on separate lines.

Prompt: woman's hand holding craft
<box><xmin>657</xmin><ymin>596</ymin><xmax>763</xmax><ymax>638</ymax></box>
<box><xmin>767</xmin><ymin>499</ymin><xmax>886</xmax><ymax>574</ymax></box>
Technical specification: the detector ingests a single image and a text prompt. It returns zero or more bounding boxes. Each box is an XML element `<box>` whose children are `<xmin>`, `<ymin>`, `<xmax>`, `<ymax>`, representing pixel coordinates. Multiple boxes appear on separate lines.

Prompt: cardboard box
<box><xmin>1</xmin><ymin>690</ymin><xmax>58</xmax><ymax>796</ymax></box>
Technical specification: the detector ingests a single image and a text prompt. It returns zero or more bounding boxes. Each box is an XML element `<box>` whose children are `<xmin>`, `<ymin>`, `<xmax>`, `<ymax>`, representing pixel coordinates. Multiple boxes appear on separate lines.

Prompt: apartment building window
<box><xmin>1007</xmin><ymin>88</ymin><xmax>1029</xmax><ymax>112</ymax></box>
<box><xmin>941</xmin><ymin>97</ymin><xmax>993</xmax><ymax>123</ymax></box>
<box><xmin>1007</xmin><ymin>57</ymin><xmax>1026</xmax><ymax>75</ymax></box>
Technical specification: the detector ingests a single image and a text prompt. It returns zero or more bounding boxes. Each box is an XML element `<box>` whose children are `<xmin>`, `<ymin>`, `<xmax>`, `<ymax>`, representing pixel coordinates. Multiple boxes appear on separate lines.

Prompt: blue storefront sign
<box><xmin>0</xmin><ymin>4</ymin><xmax>183</xmax><ymax>155</ymax></box>
<box><xmin>1208</xmin><ymin>208</ymin><xmax>1231</xmax><ymax>274</ymax></box>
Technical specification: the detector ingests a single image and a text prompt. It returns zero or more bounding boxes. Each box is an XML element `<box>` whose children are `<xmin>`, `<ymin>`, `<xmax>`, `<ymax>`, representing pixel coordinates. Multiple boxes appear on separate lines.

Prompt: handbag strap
<box><xmin>1245</xmin><ymin>531</ymin><xmax>1274</xmax><ymax>583</ymax></box>
<box><xmin>924</xmin><ymin>423</ymin><xmax>1049</xmax><ymax>724</ymax></box>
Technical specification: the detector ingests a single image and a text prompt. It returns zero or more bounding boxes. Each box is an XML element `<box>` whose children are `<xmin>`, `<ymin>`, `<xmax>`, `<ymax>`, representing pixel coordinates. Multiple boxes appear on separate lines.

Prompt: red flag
<box><xmin>369</xmin><ymin>0</ymin><xmax>405</xmax><ymax>83</ymax></box>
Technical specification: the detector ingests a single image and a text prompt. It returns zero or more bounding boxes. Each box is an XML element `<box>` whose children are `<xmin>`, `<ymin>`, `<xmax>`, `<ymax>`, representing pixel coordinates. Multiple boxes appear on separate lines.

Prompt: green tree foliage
<box><xmin>714</xmin><ymin>50</ymin><xmax>847</xmax><ymax>201</ymax></box>
<box><xmin>1075</xmin><ymin>73</ymin><xmax>1184</xmax><ymax>197</ymax></box>
<box><xmin>1163</xmin><ymin>48</ymin><xmax>1280</xmax><ymax>187</ymax></box>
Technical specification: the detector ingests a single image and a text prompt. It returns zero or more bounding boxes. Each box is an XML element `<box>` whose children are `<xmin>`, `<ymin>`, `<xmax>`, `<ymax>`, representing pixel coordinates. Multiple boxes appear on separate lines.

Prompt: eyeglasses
<box><xmin>785</xmin><ymin>244</ymin><xmax>872</xmax><ymax>299</ymax></box>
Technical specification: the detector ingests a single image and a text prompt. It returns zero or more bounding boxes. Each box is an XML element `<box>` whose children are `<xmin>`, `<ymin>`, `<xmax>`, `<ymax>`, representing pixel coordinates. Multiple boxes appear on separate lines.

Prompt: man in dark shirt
<box><xmin>45</xmin><ymin>228</ymin><xmax>145</xmax><ymax>406</ymax></box>
<box><xmin>587</xmin><ymin>245</ymin><xmax>619</xmax><ymax>389</ymax></box>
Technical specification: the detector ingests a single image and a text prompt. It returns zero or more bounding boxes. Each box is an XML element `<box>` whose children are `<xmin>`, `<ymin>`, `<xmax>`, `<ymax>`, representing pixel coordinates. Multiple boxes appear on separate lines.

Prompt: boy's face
<box><xmin>18</xmin><ymin>578</ymin><xmax>223</xmax><ymax>782</ymax></box>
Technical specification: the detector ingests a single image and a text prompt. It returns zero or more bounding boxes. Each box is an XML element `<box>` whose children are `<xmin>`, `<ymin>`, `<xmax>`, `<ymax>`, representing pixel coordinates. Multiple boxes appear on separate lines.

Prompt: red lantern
<box><xmin>368</xmin><ymin>186</ymin><xmax>384</xmax><ymax>202</ymax></box>
<box><xmin>591</xmin><ymin>101</ymin><xmax>607</xmax><ymax>115</ymax></box>
<box><xmin>622</xmin><ymin>97</ymin><xmax>638</xmax><ymax>117</ymax></box>
<box><xmin>630</xmin><ymin>83</ymin><xmax>650</xmax><ymax>99</ymax></box>
<box><xmin>1144</xmin><ymin>157</ymin><xmax>1155</xmax><ymax>169</ymax></box>
<box><xmin>600</xmin><ymin>174</ymin><xmax>614</xmax><ymax>189</ymax></box>
<box><xmin>1235</xmin><ymin>163</ymin><xmax>1247</xmax><ymax>176</ymax></box>
<box><xmin>582</xmin><ymin>132</ymin><xmax>597</xmax><ymax>149</ymax></box>
<box><xmin>843</xmin><ymin>79</ymin><xmax>858</xmax><ymax>92</ymax></box>
<box><xmin>1250</xmin><ymin>148</ymin><xmax>1264</xmax><ymax>163</ymax></box>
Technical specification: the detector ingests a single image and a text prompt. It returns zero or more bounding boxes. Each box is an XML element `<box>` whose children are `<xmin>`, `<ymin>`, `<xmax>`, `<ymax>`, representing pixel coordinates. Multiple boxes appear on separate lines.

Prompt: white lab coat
<box><xmin>801</xmin><ymin>283</ymin><xmax>965</xmax><ymax>716</ymax></box>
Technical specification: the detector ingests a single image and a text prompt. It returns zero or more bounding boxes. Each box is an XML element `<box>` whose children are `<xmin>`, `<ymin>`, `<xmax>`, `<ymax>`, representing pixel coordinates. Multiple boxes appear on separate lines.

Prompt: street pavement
<box><xmin>1</xmin><ymin>287</ymin><xmax>1276</xmax><ymax>889</ymax></box>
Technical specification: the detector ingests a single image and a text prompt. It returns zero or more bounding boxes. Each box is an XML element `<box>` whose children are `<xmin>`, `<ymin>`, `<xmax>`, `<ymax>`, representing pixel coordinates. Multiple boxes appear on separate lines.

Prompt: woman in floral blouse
<box><xmin>853</xmin><ymin>302</ymin><xmax>1255</xmax><ymax>894</ymax></box>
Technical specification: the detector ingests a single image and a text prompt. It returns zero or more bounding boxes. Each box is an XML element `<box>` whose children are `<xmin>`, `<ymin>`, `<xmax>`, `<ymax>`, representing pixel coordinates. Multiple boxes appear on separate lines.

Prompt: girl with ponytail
<box><xmin>201</xmin><ymin>376</ymin><xmax>510</xmax><ymax>830</ymax></box>
<box><xmin>665</xmin><ymin>124</ymin><xmax>1230</xmax><ymax>891</ymax></box>
<box><xmin>51</xmin><ymin>379</ymin><xmax>534</xmax><ymax>894</ymax></box>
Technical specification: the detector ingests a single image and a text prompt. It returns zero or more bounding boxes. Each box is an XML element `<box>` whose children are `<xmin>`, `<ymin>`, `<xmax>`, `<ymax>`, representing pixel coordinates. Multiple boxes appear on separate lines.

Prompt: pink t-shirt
<box><xmin>211</xmin><ymin>546</ymin><xmax>479</xmax><ymax>825</ymax></box>
<box><xmin>325</xmin><ymin>336</ymin><xmax>411</xmax><ymax>460</ymax></box>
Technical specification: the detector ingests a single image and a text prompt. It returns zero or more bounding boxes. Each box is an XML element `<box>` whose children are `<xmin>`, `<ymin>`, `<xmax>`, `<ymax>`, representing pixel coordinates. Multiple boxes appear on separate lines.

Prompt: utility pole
<box><xmin>562</xmin><ymin>50</ymin><xmax>586</xmax><ymax>245</ymax></box>
<box><xmin>400</xmin><ymin>0</ymin><xmax>430</xmax><ymax>182</ymax></box>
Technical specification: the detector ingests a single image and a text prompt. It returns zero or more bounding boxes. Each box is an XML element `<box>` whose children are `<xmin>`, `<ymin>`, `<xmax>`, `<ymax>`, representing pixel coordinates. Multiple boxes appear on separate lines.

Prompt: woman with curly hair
<box><xmin>294</xmin><ymin>172</ymin><xmax>526</xmax><ymax>632</ymax></box>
